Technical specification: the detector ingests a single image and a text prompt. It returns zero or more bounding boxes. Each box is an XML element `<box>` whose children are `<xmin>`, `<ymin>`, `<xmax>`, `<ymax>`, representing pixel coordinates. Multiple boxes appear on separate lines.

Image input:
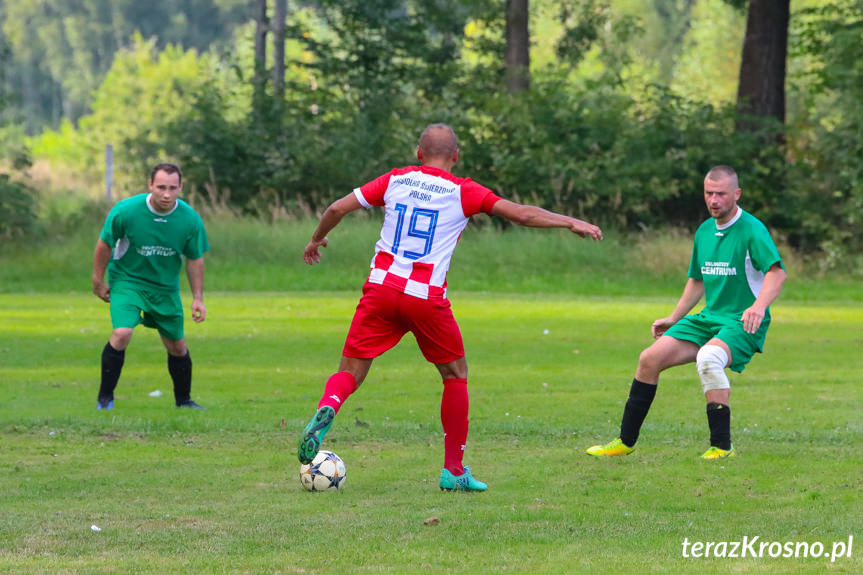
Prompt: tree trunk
<box><xmin>273</xmin><ymin>0</ymin><xmax>287</xmax><ymax>102</ymax></box>
<box><xmin>505</xmin><ymin>0</ymin><xmax>530</xmax><ymax>94</ymax></box>
<box><xmin>21</xmin><ymin>64</ymin><xmax>37</xmax><ymax>134</ymax></box>
<box><xmin>735</xmin><ymin>0</ymin><xmax>789</xmax><ymax>133</ymax></box>
<box><xmin>253</xmin><ymin>0</ymin><xmax>268</xmax><ymax>114</ymax></box>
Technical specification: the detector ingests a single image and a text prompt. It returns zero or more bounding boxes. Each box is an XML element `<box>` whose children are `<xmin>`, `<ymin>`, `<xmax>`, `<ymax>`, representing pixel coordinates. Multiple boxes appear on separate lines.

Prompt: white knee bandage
<box><xmin>696</xmin><ymin>345</ymin><xmax>730</xmax><ymax>392</ymax></box>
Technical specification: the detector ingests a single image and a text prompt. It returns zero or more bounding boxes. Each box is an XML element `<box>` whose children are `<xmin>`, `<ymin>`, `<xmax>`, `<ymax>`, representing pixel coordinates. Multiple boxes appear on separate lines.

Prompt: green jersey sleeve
<box><xmin>99</xmin><ymin>205</ymin><xmax>123</xmax><ymax>246</ymax></box>
<box><xmin>182</xmin><ymin>212</ymin><xmax>210</xmax><ymax>259</ymax></box>
<box><xmin>687</xmin><ymin>247</ymin><xmax>701</xmax><ymax>280</ymax></box>
<box><xmin>747</xmin><ymin>220</ymin><xmax>783</xmax><ymax>272</ymax></box>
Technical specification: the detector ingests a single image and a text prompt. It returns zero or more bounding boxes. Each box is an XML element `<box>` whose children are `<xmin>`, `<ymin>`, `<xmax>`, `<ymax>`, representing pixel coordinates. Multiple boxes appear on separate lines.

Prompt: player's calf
<box><xmin>697</xmin><ymin>346</ymin><xmax>733</xmax><ymax>453</ymax></box>
<box><xmin>97</xmin><ymin>342</ymin><xmax>125</xmax><ymax>410</ymax></box>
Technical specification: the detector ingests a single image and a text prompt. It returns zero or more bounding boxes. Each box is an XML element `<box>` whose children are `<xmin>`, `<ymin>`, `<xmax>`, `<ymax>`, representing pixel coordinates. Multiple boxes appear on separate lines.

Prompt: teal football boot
<box><xmin>439</xmin><ymin>465</ymin><xmax>488</xmax><ymax>492</ymax></box>
<box><xmin>298</xmin><ymin>406</ymin><xmax>335</xmax><ymax>464</ymax></box>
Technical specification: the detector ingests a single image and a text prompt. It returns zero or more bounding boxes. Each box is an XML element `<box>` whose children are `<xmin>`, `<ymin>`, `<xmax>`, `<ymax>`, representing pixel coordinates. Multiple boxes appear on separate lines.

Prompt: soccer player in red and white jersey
<box><xmin>298</xmin><ymin>124</ymin><xmax>603</xmax><ymax>491</ymax></box>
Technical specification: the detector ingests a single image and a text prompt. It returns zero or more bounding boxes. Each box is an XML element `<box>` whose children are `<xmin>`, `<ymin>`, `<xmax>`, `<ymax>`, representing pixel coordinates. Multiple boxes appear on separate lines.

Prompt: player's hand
<box><xmin>741</xmin><ymin>304</ymin><xmax>765</xmax><ymax>334</ymax></box>
<box><xmin>651</xmin><ymin>317</ymin><xmax>675</xmax><ymax>339</ymax></box>
<box><xmin>303</xmin><ymin>237</ymin><xmax>328</xmax><ymax>265</ymax></box>
<box><xmin>191</xmin><ymin>298</ymin><xmax>207</xmax><ymax>323</ymax></box>
<box><xmin>92</xmin><ymin>280</ymin><xmax>110</xmax><ymax>303</ymax></box>
<box><xmin>569</xmin><ymin>219</ymin><xmax>603</xmax><ymax>241</ymax></box>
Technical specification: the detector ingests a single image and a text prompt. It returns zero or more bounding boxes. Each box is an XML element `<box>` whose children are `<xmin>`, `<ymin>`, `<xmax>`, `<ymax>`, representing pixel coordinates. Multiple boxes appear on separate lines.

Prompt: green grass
<box><xmin>1</xmin><ymin>292</ymin><xmax>861</xmax><ymax>574</ymax></box>
<box><xmin>2</xmin><ymin>216</ymin><xmax>861</xmax><ymax>301</ymax></box>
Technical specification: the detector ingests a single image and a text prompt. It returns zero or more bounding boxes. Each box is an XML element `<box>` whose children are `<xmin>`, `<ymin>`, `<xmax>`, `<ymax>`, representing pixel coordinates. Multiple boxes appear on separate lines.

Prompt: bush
<box><xmin>21</xmin><ymin>0</ymin><xmax>861</xmax><ymax>262</ymax></box>
<box><xmin>0</xmin><ymin>174</ymin><xmax>37</xmax><ymax>238</ymax></box>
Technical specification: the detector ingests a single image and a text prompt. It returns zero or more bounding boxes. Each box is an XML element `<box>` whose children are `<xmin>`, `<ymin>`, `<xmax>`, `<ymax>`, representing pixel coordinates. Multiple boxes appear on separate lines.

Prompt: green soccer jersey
<box><xmin>100</xmin><ymin>193</ymin><xmax>209</xmax><ymax>292</ymax></box>
<box><xmin>688</xmin><ymin>207</ymin><xmax>783</xmax><ymax>320</ymax></box>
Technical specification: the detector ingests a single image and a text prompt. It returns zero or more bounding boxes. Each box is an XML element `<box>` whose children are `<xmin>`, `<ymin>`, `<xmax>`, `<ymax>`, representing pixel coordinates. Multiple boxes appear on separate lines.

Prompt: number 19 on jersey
<box><xmin>391</xmin><ymin>203</ymin><xmax>439</xmax><ymax>260</ymax></box>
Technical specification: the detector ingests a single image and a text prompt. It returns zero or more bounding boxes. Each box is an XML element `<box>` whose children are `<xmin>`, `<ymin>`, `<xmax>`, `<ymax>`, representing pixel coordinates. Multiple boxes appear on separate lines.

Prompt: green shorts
<box><xmin>109</xmin><ymin>283</ymin><xmax>185</xmax><ymax>341</ymax></box>
<box><xmin>664</xmin><ymin>311</ymin><xmax>769</xmax><ymax>373</ymax></box>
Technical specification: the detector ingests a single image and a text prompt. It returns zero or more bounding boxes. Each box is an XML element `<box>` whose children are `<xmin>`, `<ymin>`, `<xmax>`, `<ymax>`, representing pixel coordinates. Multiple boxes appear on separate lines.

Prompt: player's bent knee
<box><xmin>163</xmin><ymin>338</ymin><xmax>188</xmax><ymax>356</ymax></box>
<box><xmin>696</xmin><ymin>344</ymin><xmax>730</xmax><ymax>392</ymax></box>
<box><xmin>637</xmin><ymin>346</ymin><xmax>665</xmax><ymax>375</ymax></box>
<box><xmin>110</xmin><ymin>328</ymin><xmax>134</xmax><ymax>348</ymax></box>
<box><xmin>435</xmin><ymin>357</ymin><xmax>467</xmax><ymax>380</ymax></box>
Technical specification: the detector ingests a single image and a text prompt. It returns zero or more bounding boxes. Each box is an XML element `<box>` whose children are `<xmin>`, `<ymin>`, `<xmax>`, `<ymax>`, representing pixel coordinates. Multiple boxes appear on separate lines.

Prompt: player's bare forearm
<box><xmin>186</xmin><ymin>257</ymin><xmax>206</xmax><ymax>322</ymax></box>
<box><xmin>753</xmin><ymin>264</ymin><xmax>786</xmax><ymax>310</ymax></box>
<box><xmin>186</xmin><ymin>257</ymin><xmax>205</xmax><ymax>300</ymax></box>
<box><xmin>310</xmin><ymin>209</ymin><xmax>342</xmax><ymax>245</ymax></box>
<box><xmin>741</xmin><ymin>264</ymin><xmax>786</xmax><ymax>333</ymax></box>
<box><xmin>670</xmin><ymin>278</ymin><xmax>704</xmax><ymax>322</ymax></box>
<box><xmin>92</xmin><ymin>239</ymin><xmax>113</xmax><ymax>302</ymax></box>
<box><xmin>304</xmin><ymin>193</ymin><xmax>363</xmax><ymax>264</ymax></box>
<box><xmin>651</xmin><ymin>279</ymin><xmax>703</xmax><ymax>338</ymax></box>
<box><xmin>92</xmin><ymin>239</ymin><xmax>111</xmax><ymax>282</ymax></box>
<box><xmin>490</xmin><ymin>200</ymin><xmax>603</xmax><ymax>240</ymax></box>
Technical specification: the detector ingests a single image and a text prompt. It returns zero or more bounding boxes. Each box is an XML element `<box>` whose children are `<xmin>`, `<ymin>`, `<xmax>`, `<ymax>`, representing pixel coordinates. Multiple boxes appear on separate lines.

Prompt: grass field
<box><xmin>2</xmin><ymin>216</ymin><xmax>862</xmax><ymax>301</ymax></box>
<box><xmin>1</xmin><ymin>291</ymin><xmax>860</xmax><ymax>574</ymax></box>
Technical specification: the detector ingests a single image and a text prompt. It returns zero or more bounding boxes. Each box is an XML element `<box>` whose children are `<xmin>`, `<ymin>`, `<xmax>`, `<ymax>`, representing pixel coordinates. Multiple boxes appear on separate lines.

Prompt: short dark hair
<box><xmin>150</xmin><ymin>163</ymin><xmax>183</xmax><ymax>184</ymax></box>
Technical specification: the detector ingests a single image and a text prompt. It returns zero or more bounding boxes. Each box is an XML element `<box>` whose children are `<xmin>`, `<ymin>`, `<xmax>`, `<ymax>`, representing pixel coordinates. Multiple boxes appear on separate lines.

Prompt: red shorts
<box><xmin>343</xmin><ymin>282</ymin><xmax>465</xmax><ymax>364</ymax></box>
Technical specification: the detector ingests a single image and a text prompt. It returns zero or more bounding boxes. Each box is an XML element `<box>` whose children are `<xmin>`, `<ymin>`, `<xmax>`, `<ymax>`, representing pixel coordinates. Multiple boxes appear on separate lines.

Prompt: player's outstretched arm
<box><xmin>92</xmin><ymin>239</ymin><xmax>113</xmax><ymax>302</ymax></box>
<box><xmin>489</xmin><ymin>200</ymin><xmax>603</xmax><ymax>240</ymax></box>
<box><xmin>304</xmin><ymin>193</ymin><xmax>364</xmax><ymax>265</ymax></box>
<box><xmin>186</xmin><ymin>257</ymin><xmax>206</xmax><ymax>323</ymax></box>
<box><xmin>651</xmin><ymin>278</ymin><xmax>704</xmax><ymax>338</ymax></box>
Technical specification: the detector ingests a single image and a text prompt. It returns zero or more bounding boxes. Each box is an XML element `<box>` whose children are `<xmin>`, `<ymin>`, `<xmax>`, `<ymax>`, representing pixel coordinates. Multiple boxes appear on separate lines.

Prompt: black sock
<box><xmin>99</xmin><ymin>342</ymin><xmax>125</xmax><ymax>400</ymax></box>
<box><xmin>168</xmin><ymin>352</ymin><xmax>193</xmax><ymax>405</ymax></box>
<box><xmin>619</xmin><ymin>378</ymin><xmax>657</xmax><ymax>448</ymax></box>
<box><xmin>706</xmin><ymin>402</ymin><xmax>732</xmax><ymax>450</ymax></box>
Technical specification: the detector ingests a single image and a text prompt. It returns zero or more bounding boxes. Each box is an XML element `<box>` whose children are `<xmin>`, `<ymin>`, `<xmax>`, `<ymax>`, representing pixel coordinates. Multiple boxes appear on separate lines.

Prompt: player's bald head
<box><xmin>418</xmin><ymin>124</ymin><xmax>459</xmax><ymax>160</ymax></box>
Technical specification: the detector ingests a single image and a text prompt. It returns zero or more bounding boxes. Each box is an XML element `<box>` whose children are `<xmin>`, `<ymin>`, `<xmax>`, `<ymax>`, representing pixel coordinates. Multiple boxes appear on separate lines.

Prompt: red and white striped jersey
<box><xmin>354</xmin><ymin>165</ymin><xmax>501</xmax><ymax>299</ymax></box>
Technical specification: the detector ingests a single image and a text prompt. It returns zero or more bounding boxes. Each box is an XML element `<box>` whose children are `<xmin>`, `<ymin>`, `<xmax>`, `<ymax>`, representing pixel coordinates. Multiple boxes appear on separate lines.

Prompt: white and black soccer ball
<box><xmin>299</xmin><ymin>450</ymin><xmax>346</xmax><ymax>492</ymax></box>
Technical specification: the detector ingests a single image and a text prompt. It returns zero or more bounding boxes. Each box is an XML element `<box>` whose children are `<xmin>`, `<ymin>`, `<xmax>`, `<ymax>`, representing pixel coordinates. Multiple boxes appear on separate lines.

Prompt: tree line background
<box><xmin>0</xmin><ymin>0</ymin><xmax>860</xmax><ymax>265</ymax></box>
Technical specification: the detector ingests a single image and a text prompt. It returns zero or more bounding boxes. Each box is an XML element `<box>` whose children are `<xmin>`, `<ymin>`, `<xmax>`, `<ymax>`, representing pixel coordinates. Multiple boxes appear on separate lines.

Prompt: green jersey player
<box><xmin>587</xmin><ymin>165</ymin><xmax>786</xmax><ymax>459</ymax></box>
<box><xmin>92</xmin><ymin>163</ymin><xmax>210</xmax><ymax>410</ymax></box>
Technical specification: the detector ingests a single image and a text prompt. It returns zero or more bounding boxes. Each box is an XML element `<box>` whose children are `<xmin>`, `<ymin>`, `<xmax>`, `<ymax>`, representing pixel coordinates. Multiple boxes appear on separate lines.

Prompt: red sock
<box><xmin>441</xmin><ymin>378</ymin><xmax>469</xmax><ymax>475</ymax></box>
<box><xmin>317</xmin><ymin>372</ymin><xmax>357</xmax><ymax>415</ymax></box>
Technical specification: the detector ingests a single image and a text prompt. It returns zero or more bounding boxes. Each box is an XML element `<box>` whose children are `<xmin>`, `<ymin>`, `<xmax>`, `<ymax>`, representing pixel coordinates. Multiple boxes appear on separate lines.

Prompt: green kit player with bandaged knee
<box><xmin>586</xmin><ymin>165</ymin><xmax>786</xmax><ymax>459</ymax></box>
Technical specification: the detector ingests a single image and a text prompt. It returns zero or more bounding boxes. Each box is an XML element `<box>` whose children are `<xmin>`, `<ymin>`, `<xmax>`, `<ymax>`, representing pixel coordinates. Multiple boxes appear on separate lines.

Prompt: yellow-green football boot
<box><xmin>585</xmin><ymin>437</ymin><xmax>635</xmax><ymax>457</ymax></box>
<box><xmin>701</xmin><ymin>445</ymin><xmax>735</xmax><ymax>459</ymax></box>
